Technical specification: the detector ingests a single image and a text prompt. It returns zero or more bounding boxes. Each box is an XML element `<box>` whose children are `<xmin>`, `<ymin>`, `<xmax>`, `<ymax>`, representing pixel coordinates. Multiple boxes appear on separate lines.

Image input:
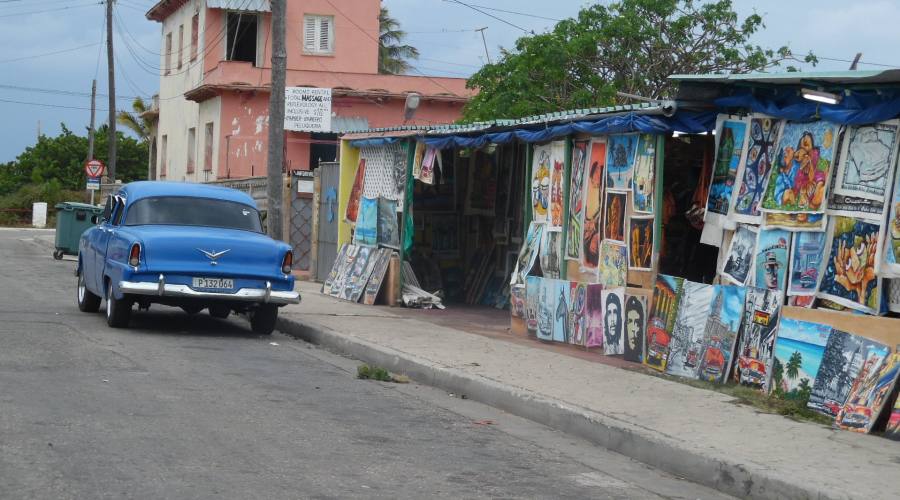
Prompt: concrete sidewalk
<box><xmin>280</xmin><ymin>281</ymin><xmax>898</xmax><ymax>500</ymax></box>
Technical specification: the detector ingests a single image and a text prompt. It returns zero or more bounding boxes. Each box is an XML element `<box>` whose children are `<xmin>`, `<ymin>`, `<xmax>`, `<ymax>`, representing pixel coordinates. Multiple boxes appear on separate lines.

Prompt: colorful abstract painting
<box><xmin>732</xmin><ymin>115</ymin><xmax>783</xmax><ymax>224</ymax></box>
<box><xmin>882</xmin><ymin>165</ymin><xmax>900</xmax><ymax>277</ymax></box>
<box><xmin>602</xmin><ymin>288</ymin><xmax>625</xmax><ymax>355</ymax></box>
<box><xmin>762</xmin><ymin>211</ymin><xmax>828</xmax><ymax>232</ymax></box>
<box><xmin>721</xmin><ymin>224</ymin><xmax>757</xmax><ymax>285</ymax></box>
<box><xmin>666</xmin><ymin>281</ymin><xmax>715</xmax><ymax>379</ymax></box>
<box><xmin>599</xmin><ymin>240</ymin><xmax>627</xmax><ymax>288</ymax></box>
<box><xmin>835</xmin><ymin>353</ymin><xmax>900</xmax><ymax>433</ymax></box>
<box><xmin>345</xmin><ymin>158</ymin><xmax>366</xmax><ymax>223</ymax></box>
<box><xmin>552</xmin><ymin>279</ymin><xmax>569</xmax><ymax>343</ymax></box>
<box><xmin>569</xmin><ymin>282</ymin><xmax>588</xmax><ymax>346</ymax></box>
<box><xmin>788</xmin><ymin>295</ymin><xmax>815</xmax><ymax>308</ymax></box>
<box><xmin>698</xmin><ymin>285</ymin><xmax>746</xmax><ymax>383</ymax></box>
<box><xmin>515</xmin><ymin>222</ymin><xmax>544</xmax><ymax>284</ymax></box>
<box><xmin>753</xmin><ymin>228</ymin><xmax>791</xmax><ymax>294</ymax></box>
<box><xmin>624</xmin><ymin>293</ymin><xmax>648</xmax><ymax>363</ymax></box>
<box><xmin>819</xmin><ymin>216</ymin><xmax>882</xmax><ymax>314</ymax></box>
<box><xmin>808</xmin><ymin>329</ymin><xmax>889</xmax><ymax>417</ymax></box>
<box><xmin>788</xmin><ymin>231</ymin><xmax>826</xmax><ymax>296</ymax></box>
<box><xmin>769</xmin><ymin>318</ymin><xmax>831</xmax><ymax>395</ymax></box>
<box><xmin>549</xmin><ymin>140</ymin><xmax>567</xmax><ymax>230</ymax></box>
<box><xmin>733</xmin><ymin>287</ymin><xmax>780</xmax><ymax>390</ymax></box>
<box><xmin>531</xmin><ymin>143</ymin><xmax>552</xmax><ymax>223</ymax></box>
<box><xmin>885</xmin><ymin>389</ymin><xmax>900</xmax><ymax>440</ymax></box>
<box><xmin>631</xmin><ymin>134</ymin><xmax>656</xmax><ymax>213</ymax></box>
<box><xmin>707</xmin><ymin>115</ymin><xmax>749</xmax><ymax>221</ymax></box>
<box><xmin>605</xmin><ymin>134</ymin><xmax>637</xmax><ymax>191</ymax></box>
<box><xmin>585</xmin><ymin>283</ymin><xmax>604</xmax><ymax>348</ymax></box>
<box><xmin>604</xmin><ymin>190</ymin><xmax>627</xmax><ymax>243</ymax></box>
<box><xmin>582</xmin><ymin>139</ymin><xmax>606</xmax><ymax>270</ymax></box>
<box><xmin>833</xmin><ymin>120</ymin><xmax>899</xmax><ymax>201</ymax></box>
<box><xmin>377</xmin><ymin>197</ymin><xmax>399</xmax><ymax>249</ymax></box>
<box><xmin>540</xmin><ymin>229</ymin><xmax>562</xmax><ymax>279</ymax></box>
<box><xmin>525</xmin><ymin>276</ymin><xmax>541</xmax><ymax>333</ymax></box>
<box><xmin>628</xmin><ymin>216</ymin><xmax>653</xmax><ymax>271</ymax></box>
<box><xmin>567</xmin><ymin>140</ymin><xmax>589</xmax><ymax>260</ymax></box>
<box><xmin>536</xmin><ymin>277</ymin><xmax>554</xmax><ymax>341</ymax></box>
<box><xmin>644</xmin><ymin>274</ymin><xmax>684</xmax><ymax>371</ymax></box>
<box><xmin>761</xmin><ymin>120</ymin><xmax>839</xmax><ymax>215</ymax></box>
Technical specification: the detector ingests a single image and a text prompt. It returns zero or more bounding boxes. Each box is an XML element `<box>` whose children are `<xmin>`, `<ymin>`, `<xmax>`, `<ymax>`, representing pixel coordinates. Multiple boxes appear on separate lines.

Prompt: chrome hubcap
<box><xmin>77</xmin><ymin>275</ymin><xmax>85</xmax><ymax>303</ymax></box>
<box><xmin>106</xmin><ymin>284</ymin><xmax>113</xmax><ymax>319</ymax></box>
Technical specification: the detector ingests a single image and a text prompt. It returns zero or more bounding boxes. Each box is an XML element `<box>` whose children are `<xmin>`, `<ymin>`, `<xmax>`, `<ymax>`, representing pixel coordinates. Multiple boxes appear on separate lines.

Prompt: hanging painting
<box><xmin>585</xmin><ymin>283</ymin><xmax>604</xmax><ymax>348</ymax></box>
<box><xmin>818</xmin><ymin>216</ymin><xmax>883</xmax><ymax>314</ymax></box>
<box><xmin>552</xmin><ymin>279</ymin><xmax>569</xmax><ymax>343</ymax></box>
<box><xmin>601</xmin><ymin>288</ymin><xmax>625</xmax><ymax>355</ymax></box>
<box><xmin>753</xmin><ymin>228</ymin><xmax>791</xmax><ymax>294</ymax></box>
<box><xmin>833</xmin><ymin>120</ymin><xmax>899</xmax><ymax>202</ymax></box>
<box><xmin>631</xmin><ymin>134</ymin><xmax>656</xmax><ymax>214</ymax></box>
<box><xmin>706</xmin><ymin>115</ymin><xmax>750</xmax><ymax>225</ymax></box>
<box><xmin>515</xmin><ymin>221</ymin><xmax>544</xmax><ymax>284</ymax></box>
<box><xmin>566</xmin><ymin>140</ymin><xmax>589</xmax><ymax>260</ymax></box>
<box><xmin>361</xmin><ymin>143</ymin><xmax>407</xmax><ymax>208</ymax></box>
<box><xmin>549</xmin><ymin>140</ymin><xmax>567</xmax><ymax>230</ymax></box>
<box><xmin>377</xmin><ymin>198</ymin><xmax>400</xmax><ymax>249</ymax></box>
<box><xmin>698</xmin><ymin>285</ymin><xmax>746</xmax><ymax>383</ymax></box>
<box><xmin>807</xmin><ymin>329</ymin><xmax>890</xmax><ymax>417</ymax></box>
<box><xmin>623</xmin><ymin>293</ymin><xmax>648</xmax><ymax>363</ymax></box>
<box><xmin>762</xmin><ymin>212</ymin><xmax>827</xmax><ymax>232</ymax></box>
<box><xmin>412</xmin><ymin>141</ymin><xmax>426</xmax><ymax>180</ymax></box>
<box><xmin>464</xmin><ymin>148</ymin><xmax>498</xmax><ymax>216</ymax></box>
<box><xmin>788</xmin><ymin>295</ymin><xmax>815</xmax><ymax>308</ymax></box>
<box><xmin>353</xmin><ymin>197</ymin><xmax>378</xmax><ymax>246</ymax></box>
<box><xmin>644</xmin><ymin>274</ymin><xmax>684</xmax><ymax>371</ymax></box>
<box><xmin>540</xmin><ymin>229</ymin><xmax>563</xmax><ymax>279</ymax></box>
<box><xmin>599</xmin><ymin>240</ymin><xmax>627</xmax><ymax>288</ymax></box>
<box><xmin>881</xmin><ymin>165</ymin><xmax>900</xmax><ymax>277</ymax></box>
<box><xmin>721</xmin><ymin>224</ymin><xmax>757</xmax><ymax>285</ymax></box>
<box><xmin>536</xmin><ymin>277</ymin><xmax>554</xmax><ymax>341</ymax></box>
<box><xmin>525</xmin><ymin>276</ymin><xmax>541</xmax><ymax>333</ymax></box>
<box><xmin>666</xmin><ymin>281</ymin><xmax>715</xmax><ymax>379</ymax></box>
<box><xmin>420</xmin><ymin>147</ymin><xmax>439</xmax><ymax>185</ymax></box>
<box><xmin>569</xmin><ymin>282</ymin><xmax>587</xmax><ymax>346</ymax></box>
<box><xmin>769</xmin><ymin>317</ymin><xmax>831</xmax><ymax>395</ymax></box>
<box><xmin>603</xmin><ymin>190</ymin><xmax>627</xmax><ymax>243</ymax></box>
<box><xmin>733</xmin><ymin>287</ymin><xmax>780</xmax><ymax>389</ymax></box>
<box><xmin>731</xmin><ymin>115</ymin><xmax>783</xmax><ymax>224</ymax></box>
<box><xmin>582</xmin><ymin>139</ymin><xmax>606</xmax><ymax>270</ymax></box>
<box><xmin>345</xmin><ymin>158</ymin><xmax>366</xmax><ymax>223</ymax></box>
<box><xmin>628</xmin><ymin>216</ymin><xmax>653</xmax><ymax>271</ymax></box>
<box><xmin>531</xmin><ymin>143</ymin><xmax>552</xmax><ymax>223</ymax></box>
<box><xmin>605</xmin><ymin>134</ymin><xmax>637</xmax><ymax>191</ymax></box>
<box><xmin>835</xmin><ymin>353</ymin><xmax>900</xmax><ymax>433</ymax></box>
<box><xmin>787</xmin><ymin>231</ymin><xmax>827</xmax><ymax>296</ymax></box>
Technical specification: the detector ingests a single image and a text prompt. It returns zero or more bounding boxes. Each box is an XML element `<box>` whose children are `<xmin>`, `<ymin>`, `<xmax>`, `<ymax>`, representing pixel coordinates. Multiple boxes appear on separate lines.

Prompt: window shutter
<box><xmin>304</xmin><ymin>16</ymin><xmax>316</xmax><ymax>51</ymax></box>
<box><xmin>318</xmin><ymin>17</ymin><xmax>331</xmax><ymax>52</ymax></box>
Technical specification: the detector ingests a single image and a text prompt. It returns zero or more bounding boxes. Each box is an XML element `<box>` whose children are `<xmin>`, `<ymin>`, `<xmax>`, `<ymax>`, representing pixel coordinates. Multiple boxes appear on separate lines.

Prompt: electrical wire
<box><xmin>0</xmin><ymin>41</ymin><xmax>101</xmax><ymax>64</ymax></box>
<box><xmin>440</xmin><ymin>1</ymin><xmax>561</xmax><ymax>22</ymax></box>
<box><xmin>0</xmin><ymin>0</ymin><xmax>100</xmax><ymax>18</ymax></box>
<box><xmin>0</xmin><ymin>96</ymin><xmax>107</xmax><ymax>111</ymax></box>
<box><xmin>442</xmin><ymin>0</ymin><xmax>529</xmax><ymax>33</ymax></box>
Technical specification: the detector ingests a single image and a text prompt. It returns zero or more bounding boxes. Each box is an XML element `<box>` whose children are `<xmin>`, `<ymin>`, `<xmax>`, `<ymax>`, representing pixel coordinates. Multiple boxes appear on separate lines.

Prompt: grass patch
<box><xmin>357</xmin><ymin>363</ymin><xmax>409</xmax><ymax>383</ymax></box>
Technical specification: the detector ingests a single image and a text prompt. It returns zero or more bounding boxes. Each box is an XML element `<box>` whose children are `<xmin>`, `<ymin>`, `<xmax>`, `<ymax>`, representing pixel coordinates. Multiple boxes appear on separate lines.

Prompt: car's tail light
<box><xmin>281</xmin><ymin>251</ymin><xmax>293</xmax><ymax>275</ymax></box>
<box><xmin>129</xmin><ymin>243</ymin><xmax>141</xmax><ymax>267</ymax></box>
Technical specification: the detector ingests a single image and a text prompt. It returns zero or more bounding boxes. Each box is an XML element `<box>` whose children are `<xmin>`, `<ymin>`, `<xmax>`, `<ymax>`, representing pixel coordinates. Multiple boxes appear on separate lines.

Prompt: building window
<box><xmin>160</xmin><ymin>135</ymin><xmax>168</xmax><ymax>178</ymax></box>
<box><xmin>177</xmin><ymin>24</ymin><xmax>184</xmax><ymax>70</ymax></box>
<box><xmin>190</xmin><ymin>14</ymin><xmax>199</xmax><ymax>62</ymax></box>
<box><xmin>303</xmin><ymin>15</ymin><xmax>334</xmax><ymax>55</ymax></box>
<box><xmin>164</xmin><ymin>32</ymin><xmax>172</xmax><ymax>75</ymax></box>
<box><xmin>226</xmin><ymin>12</ymin><xmax>258</xmax><ymax>64</ymax></box>
<box><xmin>187</xmin><ymin>127</ymin><xmax>196</xmax><ymax>174</ymax></box>
<box><xmin>204</xmin><ymin>122</ymin><xmax>214</xmax><ymax>172</ymax></box>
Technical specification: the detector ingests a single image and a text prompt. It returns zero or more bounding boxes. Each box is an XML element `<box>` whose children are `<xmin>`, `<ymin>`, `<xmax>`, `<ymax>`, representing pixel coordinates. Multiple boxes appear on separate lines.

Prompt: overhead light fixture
<box><xmin>801</xmin><ymin>88</ymin><xmax>841</xmax><ymax>105</ymax></box>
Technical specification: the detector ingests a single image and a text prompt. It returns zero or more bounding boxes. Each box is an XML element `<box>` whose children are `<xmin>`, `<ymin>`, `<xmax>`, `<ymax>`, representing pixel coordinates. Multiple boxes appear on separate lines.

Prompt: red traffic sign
<box><xmin>84</xmin><ymin>159</ymin><xmax>105</xmax><ymax>178</ymax></box>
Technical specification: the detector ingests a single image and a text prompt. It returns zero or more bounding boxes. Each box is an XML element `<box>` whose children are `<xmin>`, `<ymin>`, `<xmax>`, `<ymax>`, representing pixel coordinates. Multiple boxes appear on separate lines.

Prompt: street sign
<box><xmin>86</xmin><ymin>177</ymin><xmax>100</xmax><ymax>191</ymax></box>
<box><xmin>284</xmin><ymin>87</ymin><xmax>332</xmax><ymax>132</ymax></box>
<box><xmin>84</xmin><ymin>159</ymin><xmax>105</xmax><ymax>178</ymax></box>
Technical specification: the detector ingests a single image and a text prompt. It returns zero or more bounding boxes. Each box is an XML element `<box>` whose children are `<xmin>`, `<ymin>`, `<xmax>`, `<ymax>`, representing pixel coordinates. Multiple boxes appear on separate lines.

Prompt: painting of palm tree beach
<box><xmin>769</xmin><ymin>318</ymin><xmax>832</xmax><ymax>397</ymax></box>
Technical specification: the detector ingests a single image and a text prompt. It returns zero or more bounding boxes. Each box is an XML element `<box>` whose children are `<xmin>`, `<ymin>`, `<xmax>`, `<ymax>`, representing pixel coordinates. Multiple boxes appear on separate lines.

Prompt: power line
<box><xmin>0</xmin><ymin>96</ymin><xmax>107</xmax><ymax>111</ymax></box>
<box><xmin>442</xmin><ymin>0</ymin><xmax>529</xmax><ymax>32</ymax></box>
<box><xmin>0</xmin><ymin>42</ymin><xmax>100</xmax><ymax>64</ymax></box>
<box><xmin>0</xmin><ymin>83</ymin><xmax>138</xmax><ymax>101</ymax></box>
<box><xmin>0</xmin><ymin>0</ymin><xmax>100</xmax><ymax>18</ymax></box>
<box><xmin>441</xmin><ymin>1</ymin><xmax>561</xmax><ymax>22</ymax></box>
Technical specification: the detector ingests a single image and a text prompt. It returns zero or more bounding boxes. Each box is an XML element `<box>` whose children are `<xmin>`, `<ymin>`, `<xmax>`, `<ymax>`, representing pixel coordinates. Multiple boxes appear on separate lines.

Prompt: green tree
<box><xmin>786</xmin><ymin>351</ymin><xmax>803</xmax><ymax>381</ymax></box>
<box><xmin>772</xmin><ymin>357</ymin><xmax>784</xmax><ymax>389</ymax></box>
<box><xmin>378</xmin><ymin>7</ymin><xmax>419</xmax><ymax>75</ymax></box>
<box><xmin>796</xmin><ymin>378</ymin><xmax>812</xmax><ymax>404</ymax></box>
<box><xmin>462</xmin><ymin>0</ymin><xmax>816</xmax><ymax>121</ymax></box>
<box><xmin>116</xmin><ymin>97</ymin><xmax>155</xmax><ymax>143</ymax></box>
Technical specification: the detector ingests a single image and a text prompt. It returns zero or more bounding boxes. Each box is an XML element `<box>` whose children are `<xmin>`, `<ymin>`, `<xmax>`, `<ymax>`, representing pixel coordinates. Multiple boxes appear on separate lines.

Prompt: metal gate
<box><xmin>315</xmin><ymin>162</ymin><xmax>340</xmax><ymax>282</ymax></box>
<box><xmin>291</xmin><ymin>173</ymin><xmax>314</xmax><ymax>271</ymax></box>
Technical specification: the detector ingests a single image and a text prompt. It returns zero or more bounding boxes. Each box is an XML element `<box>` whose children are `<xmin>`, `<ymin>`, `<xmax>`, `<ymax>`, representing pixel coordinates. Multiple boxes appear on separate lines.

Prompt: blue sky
<box><xmin>777</xmin><ymin>317</ymin><xmax>831</xmax><ymax>346</ymax></box>
<box><xmin>1</xmin><ymin>0</ymin><xmax>899</xmax><ymax>162</ymax></box>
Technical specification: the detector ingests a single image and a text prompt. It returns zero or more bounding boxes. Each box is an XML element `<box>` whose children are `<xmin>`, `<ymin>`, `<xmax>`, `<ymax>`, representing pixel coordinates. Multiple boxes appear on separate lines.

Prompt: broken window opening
<box><xmin>226</xmin><ymin>12</ymin><xmax>258</xmax><ymax>64</ymax></box>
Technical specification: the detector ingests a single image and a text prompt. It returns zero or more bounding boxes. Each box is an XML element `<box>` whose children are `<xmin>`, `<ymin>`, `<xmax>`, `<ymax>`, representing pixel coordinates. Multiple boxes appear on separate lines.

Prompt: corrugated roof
<box><xmin>207</xmin><ymin>0</ymin><xmax>270</xmax><ymax>12</ymax></box>
<box><xmin>669</xmin><ymin>69</ymin><xmax>900</xmax><ymax>86</ymax></box>
<box><xmin>331</xmin><ymin>116</ymin><xmax>369</xmax><ymax>134</ymax></box>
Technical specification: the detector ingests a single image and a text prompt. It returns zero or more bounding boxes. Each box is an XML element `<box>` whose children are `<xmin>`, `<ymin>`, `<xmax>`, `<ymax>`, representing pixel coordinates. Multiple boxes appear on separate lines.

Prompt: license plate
<box><xmin>192</xmin><ymin>277</ymin><xmax>234</xmax><ymax>289</ymax></box>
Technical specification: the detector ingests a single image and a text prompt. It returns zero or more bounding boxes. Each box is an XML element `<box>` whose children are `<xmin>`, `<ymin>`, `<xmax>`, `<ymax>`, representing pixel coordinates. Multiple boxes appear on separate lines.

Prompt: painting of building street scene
<box><xmin>808</xmin><ymin>330</ymin><xmax>889</xmax><ymax>417</ymax></box>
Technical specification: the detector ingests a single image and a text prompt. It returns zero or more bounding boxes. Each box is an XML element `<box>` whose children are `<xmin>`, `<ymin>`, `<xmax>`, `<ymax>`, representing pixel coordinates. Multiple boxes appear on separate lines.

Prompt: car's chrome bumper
<box><xmin>119</xmin><ymin>277</ymin><xmax>300</xmax><ymax>305</ymax></box>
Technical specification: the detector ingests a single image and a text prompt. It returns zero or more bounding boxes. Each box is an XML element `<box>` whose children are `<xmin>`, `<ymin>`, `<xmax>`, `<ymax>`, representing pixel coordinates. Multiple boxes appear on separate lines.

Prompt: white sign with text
<box><xmin>284</xmin><ymin>87</ymin><xmax>332</xmax><ymax>133</ymax></box>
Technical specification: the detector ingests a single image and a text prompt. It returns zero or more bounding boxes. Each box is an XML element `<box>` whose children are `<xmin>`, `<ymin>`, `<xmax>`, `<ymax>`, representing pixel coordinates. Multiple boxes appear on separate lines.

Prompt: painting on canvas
<box><xmin>605</xmin><ymin>134</ymin><xmax>637</xmax><ymax>191</ymax></box>
<box><xmin>549</xmin><ymin>140</ymin><xmax>567</xmax><ymax>230</ymax></box>
<box><xmin>323</xmin><ymin>244</ymin><xmax>349</xmax><ymax>295</ymax></box>
<box><xmin>354</xmin><ymin>197</ymin><xmax>378</xmax><ymax>246</ymax></box>
<box><xmin>732</xmin><ymin>116</ymin><xmax>783</xmax><ymax>223</ymax></box>
<box><xmin>733</xmin><ymin>287</ymin><xmax>780</xmax><ymax>389</ymax></box>
<box><xmin>377</xmin><ymin>198</ymin><xmax>400</xmax><ymax>249</ymax></box>
<box><xmin>515</xmin><ymin>222</ymin><xmax>544</xmax><ymax>284</ymax></box>
<box><xmin>644</xmin><ymin>275</ymin><xmax>684</xmax><ymax>371</ymax></box>
<box><xmin>345</xmin><ymin>158</ymin><xmax>366</xmax><ymax>222</ymax></box>
<box><xmin>624</xmin><ymin>293</ymin><xmax>647</xmax><ymax>363</ymax></box>
<box><xmin>540</xmin><ymin>229</ymin><xmax>562</xmax><ymax>279</ymax></box>
<box><xmin>569</xmin><ymin>282</ymin><xmax>587</xmax><ymax>346</ymax></box>
<box><xmin>531</xmin><ymin>143</ymin><xmax>552</xmax><ymax>223</ymax></box>
<box><xmin>330</xmin><ymin>245</ymin><xmax>359</xmax><ymax>298</ymax></box>
<box><xmin>833</xmin><ymin>120</ymin><xmax>899</xmax><ymax>202</ymax></box>
<box><xmin>510</xmin><ymin>284</ymin><xmax>526</xmax><ymax>318</ymax></box>
<box><xmin>698</xmin><ymin>285</ymin><xmax>746</xmax><ymax>383</ymax></box>
<box><xmin>835</xmin><ymin>353</ymin><xmax>900</xmax><ymax>433</ymax></box>
<box><xmin>808</xmin><ymin>329</ymin><xmax>890</xmax><ymax>417</ymax></box>
<box><xmin>604</xmin><ymin>190</ymin><xmax>627</xmax><ymax>243</ymax></box>
<box><xmin>818</xmin><ymin>216</ymin><xmax>882</xmax><ymax>314</ymax></box>
<box><xmin>769</xmin><ymin>317</ymin><xmax>831</xmax><ymax>395</ymax></box>
<box><xmin>363</xmin><ymin>249</ymin><xmax>392</xmax><ymax>306</ymax></box>
<box><xmin>753</xmin><ymin>228</ymin><xmax>791</xmax><ymax>294</ymax></box>
<box><xmin>340</xmin><ymin>246</ymin><xmax>372</xmax><ymax>301</ymax></box>
<box><xmin>882</xmin><ymin>165</ymin><xmax>900</xmax><ymax>277</ymax></box>
<box><xmin>788</xmin><ymin>231</ymin><xmax>826</xmax><ymax>296</ymax></box>
<box><xmin>884</xmin><ymin>389</ymin><xmax>900</xmax><ymax>440</ymax></box>
<box><xmin>536</xmin><ymin>277</ymin><xmax>554</xmax><ymax>341</ymax></box>
<box><xmin>762</xmin><ymin>212</ymin><xmax>827</xmax><ymax>232</ymax></box>
<box><xmin>707</xmin><ymin>116</ymin><xmax>749</xmax><ymax>219</ymax></box>
<box><xmin>567</xmin><ymin>141</ymin><xmax>589</xmax><ymax>260</ymax></box>
<box><xmin>628</xmin><ymin>216</ymin><xmax>653</xmax><ymax>271</ymax></box>
<box><xmin>585</xmin><ymin>284</ymin><xmax>604</xmax><ymax>348</ymax></box>
<box><xmin>631</xmin><ymin>134</ymin><xmax>656</xmax><ymax>214</ymax></box>
<box><xmin>350</xmin><ymin>248</ymin><xmax>384</xmax><ymax>303</ymax></box>
<box><xmin>760</xmin><ymin>120</ymin><xmax>839</xmax><ymax>214</ymax></box>
<box><xmin>525</xmin><ymin>276</ymin><xmax>541</xmax><ymax>333</ymax></box>
<box><xmin>599</xmin><ymin>240</ymin><xmax>627</xmax><ymax>288</ymax></box>
<box><xmin>602</xmin><ymin>288</ymin><xmax>625</xmax><ymax>355</ymax></box>
<box><xmin>582</xmin><ymin>139</ymin><xmax>606</xmax><ymax>270</ymax></box>
<box><xmin>666</xmin><ymin>281</ymin><xmax>715</xmax><ymax>379</ymax></box>
<box><xmin>721</xmin><ymin>224</ymin><xmax>757</xmax><ymax>285</ymax></box>
<box><xmin>552</xmin><ymin>280</ymin><xmax>570</xmax><ymax>343</ymax></box>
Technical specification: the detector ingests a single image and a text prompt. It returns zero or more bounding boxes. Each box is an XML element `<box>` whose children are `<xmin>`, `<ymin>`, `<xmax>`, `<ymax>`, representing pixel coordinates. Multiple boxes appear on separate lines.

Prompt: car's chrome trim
<box><xmin>119</xmin><ymin>279</ymin><xmax>300</xmax><ymax>304</ymax></box>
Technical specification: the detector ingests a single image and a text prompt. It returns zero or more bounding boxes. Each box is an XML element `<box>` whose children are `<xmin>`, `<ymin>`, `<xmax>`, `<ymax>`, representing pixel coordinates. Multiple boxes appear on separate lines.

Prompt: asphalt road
<box><xmin>0</xmin><ymin>229</ymin><xmax>730</xmax><ymax>500</ymax></box>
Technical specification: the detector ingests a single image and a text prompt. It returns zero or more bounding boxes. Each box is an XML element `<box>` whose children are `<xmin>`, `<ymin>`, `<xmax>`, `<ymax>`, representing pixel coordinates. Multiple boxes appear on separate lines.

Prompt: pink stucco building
<box><xmin>145</xmin><ymin>0</ymin><xmax>473</xmax><ymax>181</ymax></box>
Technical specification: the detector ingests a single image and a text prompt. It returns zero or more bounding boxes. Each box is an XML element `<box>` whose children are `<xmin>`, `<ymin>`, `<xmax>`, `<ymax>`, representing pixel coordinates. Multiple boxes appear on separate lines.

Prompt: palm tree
<box><xmin>116</xmin><ymin>97</ymin><xmax>155</xmax><ymax>143</ymax></box>
<box><xmin>378</xmin><ymin>7</ymin><xmax>419</xmax><ymax>75</ymax></box>
<box><xmin>786</xmin><ymin>351</ymin><xmax>803</xmax><ymax>381</ymax></box>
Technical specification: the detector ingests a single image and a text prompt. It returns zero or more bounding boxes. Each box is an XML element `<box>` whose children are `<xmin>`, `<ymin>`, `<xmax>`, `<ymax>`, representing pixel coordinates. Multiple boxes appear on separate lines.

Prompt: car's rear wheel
<box><xmin>76</xmin><ymin>270</ymin><xmax>101</xmax><ymax>313</ymax></box>
<box><xmin>209</xmin><ymin>304</ymin><xmax>230</xmax><ymax>319</ymax></box>
<box><xmin>181</xmin><ymin>305</ymin><xmax>203</xmax><ymax>315</ymax></box>
<box><xmin>250</xmin><ymin>304</ymin><xmax>278</xmax><ymax>335</ymax></box>
<box><xmin>106</xmin><ymin>280</ymin><xmax>132</xmax><ymax>328</ymax></box>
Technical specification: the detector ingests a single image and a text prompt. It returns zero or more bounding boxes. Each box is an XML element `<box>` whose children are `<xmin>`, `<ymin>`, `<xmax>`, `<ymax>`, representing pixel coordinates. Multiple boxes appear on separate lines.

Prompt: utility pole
<box><xmin>266</xmin><ymin>0</ymin><xmax>286</xmax><ymax>240</ymax></box>
<box><xmin>106</xmin><ymin>0</ymin><xmax>117</xmax><ymax>183</ymax></box>
<box><xmin>87</xmin><ymin>79</ymin><xmax>97</xmax><ymax>161</ymax></box>
<box><xmin>476</xmin><ymin>27</ymin><xmax>491</xmax><ymax>64</ymax></box>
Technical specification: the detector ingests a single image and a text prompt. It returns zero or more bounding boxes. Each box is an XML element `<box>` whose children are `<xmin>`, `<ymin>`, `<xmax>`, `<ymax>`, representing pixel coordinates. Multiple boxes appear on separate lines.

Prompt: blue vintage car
<box><xmin>76</xmin><ymin>181</ymin><xmax>300</xmax><ymax>334</ymax></box>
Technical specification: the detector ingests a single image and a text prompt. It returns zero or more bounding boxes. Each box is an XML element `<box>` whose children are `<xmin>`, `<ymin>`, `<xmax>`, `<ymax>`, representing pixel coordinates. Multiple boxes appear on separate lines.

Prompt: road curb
<box><xmin>276</xmin><ymin>314</ymin><xmax>834</xmax><ymax>500</ymax></box>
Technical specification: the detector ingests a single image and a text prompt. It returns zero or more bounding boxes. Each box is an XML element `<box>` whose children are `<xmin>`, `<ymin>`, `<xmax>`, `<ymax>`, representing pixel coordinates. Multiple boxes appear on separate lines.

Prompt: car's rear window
<box><xmin>124</xmin><ymin>196</ymin><xmax>263</xmax><ymax>233</ymax></box>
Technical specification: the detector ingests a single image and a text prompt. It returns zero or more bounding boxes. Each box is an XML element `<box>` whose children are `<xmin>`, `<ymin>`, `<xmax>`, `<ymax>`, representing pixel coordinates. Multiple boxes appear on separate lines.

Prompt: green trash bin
<box><xmin>54</xmin><ymin>202</ymin><xmax>103</xmax><ymax>260</ymax></box>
